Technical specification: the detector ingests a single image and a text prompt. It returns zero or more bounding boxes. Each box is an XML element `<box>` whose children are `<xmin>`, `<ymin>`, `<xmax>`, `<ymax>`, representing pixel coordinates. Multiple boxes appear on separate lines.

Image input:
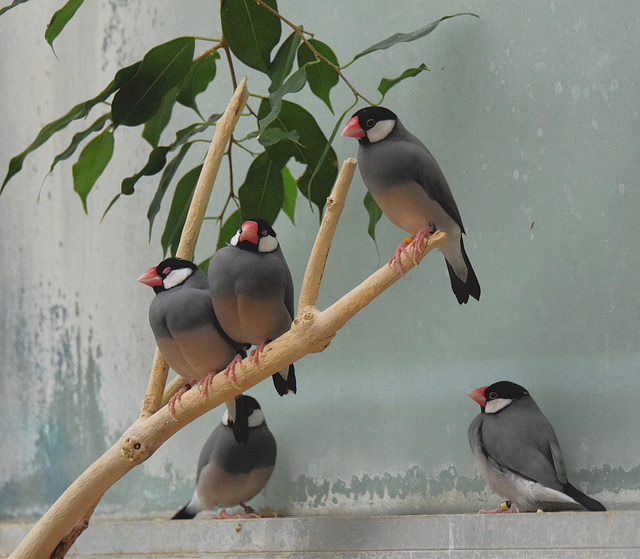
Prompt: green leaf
<box><xmin>217</xmin><ymin>209</ymin><xmax>242</xmax><ymax>250</ymax></box>
<box><xmin>378</xmin><ymin>63</ymin><xmax>429</xmax><ymax>99</ymax></box>
<box><xmin>348</xmin><ymin>13</ymin><xmax>479</xmax><ymax>65</ymax></box>
<box><xmin>49</xmin><ymin>112</ymin><xmax>111</xmax><ymax>173</ymax></box>
<box><xmin>147</xmin><ymin>142</ymin><xmax>193</xmax><ymax>240</ymax></box>
<box><xmin>281</xmin><ymin>166</ymin><xmax>297</xmax><ymax>224</ymax></box>
<box><xmin>259</xmin><ymin>99</ymin><xmax>337</xmax><ymax>213</ymax></box>
<box><xmin>363</xmin><ymin>192</ymin><xmax>383</xmax><ymax>241</ymax></box>
<box><xmin>258</xmin><ymin>127</ymin><xmax>299</xmax><ymax>147</ymax></box>
<box><xmin>142</xmin><ymin>87</ymin><xmax>179</xmax><ymax>148</ymax></box>
<box><xmin>71</xmin><ymin>129</ymin><xmax>114</xmax><ymax>213</ymax></box>
<box><xmin>258</xmin><ymin>65</ymin><xmax>307</xmax><ymax>136</ymax></box>
<box><xmin>121</xmin><ymin>147</ymin><xmax>170</xmax><ymax>195</ymax></box>
<box><xmin>1</xmin><ymin>61</ymin><xmax>140</xmax><ymax>192</ymax></box>
<box><xmin>120</xmin><ymin>112</ymin><xmax>221</xmax><ymax>197</ymax></box>
<box><xmin>0</xmin><ymin>0</ymin><xmax>31</xmax><ymax>17</ymax></box>
<box><xmin>45</xmin><ymin>0</ymin><xmax>85</xmax><ymax>49</ymax></box>
<box><xmin>239</xmin><ymin>151</ymin><xmax>284</xmax><ymax>225</ymax></box>
<box><xmin>220</xmin><ymin>0</ymin><xmax>280</xmax><ymax>74</ymax></box>
<box><xmin>176</xmin><ymin>51</ymin><xmax>219</xmax><ymax>117</ymax></box>
<box><xmin>112</xmin><ymin>37</ymin><xmax>195</xmax><ymax>127</ymax></box>
<box><xmin>268</xmin><ymin>31</ymin><xmax>301</xmax><ymax>93</ymax></box>
<box><xmin>161</xmin><ymin>164</ymin><xmax>202</xmax><ymax>256</ymax></box>
<box><xmin>297</xmin><ymin>39</ymin><xmax>339</xmax><ymax>113</ymax></box>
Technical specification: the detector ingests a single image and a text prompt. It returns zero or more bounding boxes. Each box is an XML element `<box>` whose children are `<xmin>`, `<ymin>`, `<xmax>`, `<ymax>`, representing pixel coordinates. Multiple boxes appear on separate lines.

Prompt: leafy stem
<box><xmin>252</xmin><ymin>0</ymin><xmax>375</xmax><ymax>106</ymax></box>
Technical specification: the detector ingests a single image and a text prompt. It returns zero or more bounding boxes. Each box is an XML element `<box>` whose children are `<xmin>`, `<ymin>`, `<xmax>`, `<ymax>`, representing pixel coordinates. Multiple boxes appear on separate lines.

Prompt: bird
<box><xmin>207</xmin><ymin>218</ymin><xmax>297</xmax><ymax>396</ymax></box>
<box><xmin>138</xmin><ymin>257</ymin><xmax>250</xmax><ymax>442</ymax></box>
<box><xmin>171</xmin><ymin>395</ymin><xmax>277</xmax><ymax>519</ymax></box>
<box><xmin>341</xmin><ymin>106</ymin><xmax>480</xmax><ymax>304</ymax></box>
<box><xmin>467</xmin><ymin>380</ymin><xmax>606</xmax><ymax>513</ymax></box>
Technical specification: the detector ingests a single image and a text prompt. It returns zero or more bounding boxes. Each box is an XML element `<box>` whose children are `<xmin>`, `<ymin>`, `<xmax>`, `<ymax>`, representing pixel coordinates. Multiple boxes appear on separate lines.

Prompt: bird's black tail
<box><xmin>564</xmin><ymin>483</ymin><xmax>606</xmax><ymax>511</ymax></box>
<box><xmin>171</xmin><ymin>503</ymin><xmax>197</xmax><ymax>519</ymax></box>
<box><xmin>272</xmin><ymin>364</ymin><xmax>297</xmax><ymax>396</ymax></box>
<box><xmin>446</xmin><ymin>238</ymin><xmax>480</xmax><ymax>305</ymax></box>
<box><xmin>230</xmin><ymin>394</ymin><xmax>249</xmax><ymax>443</ymax></box>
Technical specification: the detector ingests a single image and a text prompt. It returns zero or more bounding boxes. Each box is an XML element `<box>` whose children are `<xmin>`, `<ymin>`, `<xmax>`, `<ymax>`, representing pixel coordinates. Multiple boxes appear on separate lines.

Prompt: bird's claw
<box><xmin>222</xmin><ymin>354</ymin><xmax>244</xmax><ymax>390</ymax></box>
<box><xmin>409</xmin><ymin>226</ymin><xmax>434</xmax><ymax>264</ymax></box>
<box><xmin>167</xmin><ymin>383</ymin><xmax>192</xmax><ymax>419</ymax></box>
<box><xmin>388</xmin><ymin>238</ymin><xmax>412</xmax><ymax>277</ymax></box>
<box><xmin>249</xmin><ymin>342</ymin><xmax>267</xmax><ymax>366</ymax></box>
<box><xmin>198</xmin><ymin>371</ymin><xmax>220</xmax><ymax>398</ymax></box>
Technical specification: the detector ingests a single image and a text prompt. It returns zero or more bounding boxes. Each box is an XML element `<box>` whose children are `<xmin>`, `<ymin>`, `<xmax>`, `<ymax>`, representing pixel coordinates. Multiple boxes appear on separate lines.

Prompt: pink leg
<box><xmin>478</xmin><ymin>501</ymin><xmax>521</xmax><ymax>514</ymax></box>
<box><xmin>198</xmin><ymin>370</ymin><xmax>221</xmax><ymax>398</ymax></box>
<box><xmin>209</xmin><ymin>507</ymin><xmax>259</xmax><ymax>520</ymax></box>
<box><xmin>388</xmin><ymin>237</ymin><xmax>413</xmax><ymax>277</ymax></box>
<box><xmin>167</xmin><ymin>383</ymin><xmax>192</xmax><ymax>419</ymax></box>
<box><xmin>409</xmin><ymin>226</ymin><xmax>434</xmax><ymax>263</ymax></box>
<box><xmin>249</xmin><ymin>342</ymin><xmax>267</xmax><ymax>365</ymax></box>
<box><xmin>222</xmin><ymin>354</ymin><xmax>244</xmax><ymax>388</ymax></box>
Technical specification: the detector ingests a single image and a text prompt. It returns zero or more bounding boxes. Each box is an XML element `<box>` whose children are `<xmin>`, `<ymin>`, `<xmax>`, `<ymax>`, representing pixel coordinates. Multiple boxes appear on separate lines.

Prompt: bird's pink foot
<box><xmin>249</xmin><ymin>342</ymin><xmax>267</xmax><ymax>366</ymax></box>
<box><xmin>409</xmin><ymin>226</ymin><xmax>435</xmax><ymax>263</ymax></box>
<box><xmin>478</xmin><ymin>501</ymin><xmax>519</xmax><ymax>514</ymax></box>
<box><xmin>222</xmin><ymin>354</ymin><xmax>244</xmax><ymax>389</ymax></box>
<box><xmin>168</xmin><ymin>383</ymin><xmax>192</xmax><ymax>419</ymax></box>
<box><xmin>198</xmin><ymin>370</ymin><xmax>220</xmax><ymax>398</ymax></box>
<box><xmin>388</xmin><ymin>237</ymin><xmax>412</xmax><ymax>277</ymax></box>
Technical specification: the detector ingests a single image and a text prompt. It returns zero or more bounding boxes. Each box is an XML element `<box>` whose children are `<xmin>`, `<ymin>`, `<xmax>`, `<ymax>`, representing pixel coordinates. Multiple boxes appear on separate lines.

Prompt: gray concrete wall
<box><xmin>1</xmin><ymin>0</ymin><xmax>638</xmax><ymax>522</ymax></box>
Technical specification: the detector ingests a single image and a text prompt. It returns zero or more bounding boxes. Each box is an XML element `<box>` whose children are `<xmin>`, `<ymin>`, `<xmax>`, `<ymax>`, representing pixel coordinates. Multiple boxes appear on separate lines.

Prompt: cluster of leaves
<box><xmin>0</xmin><ymin>0</ymin><xmax>477</xmax><ymax>260</ymax></box>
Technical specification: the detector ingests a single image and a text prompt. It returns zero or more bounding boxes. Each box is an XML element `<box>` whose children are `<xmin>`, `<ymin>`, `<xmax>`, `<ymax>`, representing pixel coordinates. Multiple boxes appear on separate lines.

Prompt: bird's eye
<box><xmin>489</xmin><ymin>392</ymin><xmax>498</xmax><ymax>400</ymax></box>
<box><xmin>261</xmin><ymin>229</ymin><xmax>268</xmax><ymax>235</ymax></box>
<box><xmin>162</xmin><ymin>267</ymin><xmax>171</xmax><ymax>275</ymax></box>
<box><xmin>366</xmin><ymin>118</ymin><xmax>375</xmax><ymax>128</ymax></box>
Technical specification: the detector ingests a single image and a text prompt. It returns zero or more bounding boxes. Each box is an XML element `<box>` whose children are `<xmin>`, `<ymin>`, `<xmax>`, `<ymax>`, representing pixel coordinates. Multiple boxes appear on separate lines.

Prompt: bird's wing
<box><xmin>480</xmin><ymin>407</ymin><xmax>566</xmax><ymax>490</ymax></box>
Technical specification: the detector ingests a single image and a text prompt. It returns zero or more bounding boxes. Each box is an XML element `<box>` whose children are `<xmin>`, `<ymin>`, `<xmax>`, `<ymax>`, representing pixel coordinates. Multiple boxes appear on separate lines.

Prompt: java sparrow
<box><xmin>468</xmin><ymin>381</ymin><xmax>606</xmax><ymax>513</ymax></box>
<box><xmin>341</xmin><ymin>106</ymin><xmax>480</xmax><ymax>304</ymax></box>
<box><xmin>172</xmin><ymin>395</ymin><xmax>277</xmax><ymax>519</ymax></box>
<box><xmin>138</xmin><ymin>257</ymin><xmax>250</xmax><ymax>442</ymax></box>
<box><xmin>207</xmin><ymin>219</ymin><xmax>297</xmax><ymax>396</ymax></box>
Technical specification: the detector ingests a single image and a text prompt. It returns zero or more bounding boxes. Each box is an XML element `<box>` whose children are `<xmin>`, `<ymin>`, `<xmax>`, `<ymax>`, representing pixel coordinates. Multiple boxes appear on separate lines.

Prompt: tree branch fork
<box><xmin>9</xmin><ymin>78</ymin><xmax>445</xmax><ymax>558</ymax></box>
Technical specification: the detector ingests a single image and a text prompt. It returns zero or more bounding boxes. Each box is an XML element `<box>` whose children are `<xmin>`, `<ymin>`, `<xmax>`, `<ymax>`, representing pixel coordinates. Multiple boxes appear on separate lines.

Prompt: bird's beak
<box><xmin>239</xmin><ymin>220</ymin><xmax>259</xmax><ymax>245</ymax></box>
<box><xmin>468</xmin><ymin>386</ymin><xmax>489</xmax><ymax>407</ymax></box>
<box><xmin>341</xmin><ymin>116</ymin><xmax>365</xmax><ymax>138</ymax></box>
<box><xmin>137</xmin><ymin>267</ymin><xmax>163</xmax><ymax>287</ymax></box>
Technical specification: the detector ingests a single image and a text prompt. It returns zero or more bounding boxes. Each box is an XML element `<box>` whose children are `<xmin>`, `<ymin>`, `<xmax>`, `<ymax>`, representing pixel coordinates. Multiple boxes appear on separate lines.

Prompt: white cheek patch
<box><xmin>229</xmin><ymin>231</ymin><xmax>240</xmax><ymax>247</ymax></box>
<box><xmin>163</xmin><ymin>267</ymin><xmax>193</xmax><ymax>289</ymax></box>
<box><xmin>258</xmin><ymin>235</ymin><xmax>279</xmax><ymax>253</ymax></box>
<box><xmin>485</xmin><ymin>398</ymin><xmax>512</xmax><ymax>414</ymax></box>
<box><xmin>248</xmin><ymin>409</ymin><xmax>265</xmax><ymax>428</ymax></box>
<box><xmin>221</xmin><ymin>409</ymin><xmax>230</xmax><ymax>426</ymax></box>
<box><xmin>366</xmin><ymin>119</ymin><xmax>395</xmax><ymax>143</ymax></box>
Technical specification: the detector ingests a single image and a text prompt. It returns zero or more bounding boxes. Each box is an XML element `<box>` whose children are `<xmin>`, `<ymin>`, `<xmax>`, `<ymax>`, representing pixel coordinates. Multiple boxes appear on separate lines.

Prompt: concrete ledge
<box><xmin>2</xmin><ymin>511</ymin><xmax>639</xmax><ymax>558</ymax></box>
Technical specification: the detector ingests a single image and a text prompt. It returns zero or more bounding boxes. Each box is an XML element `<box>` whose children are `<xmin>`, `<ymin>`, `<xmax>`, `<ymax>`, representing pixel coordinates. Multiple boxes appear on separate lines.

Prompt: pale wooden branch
<box><xmin>139</xmin><ymin>77</ymin><xmax>249</xmax><ymax>419</ymax></box>
<box><xmin>10</xmin><ymin>149</ymin><xmax>444</xmax><ymax>557</ymax></box>
<box><xmin>297</xmin><ymin>158</ymin><xmax>356</xmax><ymax>312</ymax></box>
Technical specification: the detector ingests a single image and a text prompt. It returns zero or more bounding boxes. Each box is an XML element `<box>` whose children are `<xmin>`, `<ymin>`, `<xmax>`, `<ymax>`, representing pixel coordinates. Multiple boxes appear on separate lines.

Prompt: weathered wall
<box><xmin>1</xmin><ymin>0</ymin><xmax>638</xmax><ymax>520</ymax></box>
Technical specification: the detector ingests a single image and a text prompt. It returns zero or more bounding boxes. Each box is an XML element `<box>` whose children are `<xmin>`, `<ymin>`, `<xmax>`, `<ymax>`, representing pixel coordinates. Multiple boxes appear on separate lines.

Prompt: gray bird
<box><xmin>138</xmin><ymin>257</ymin><xmax>250</xmax><ymax>442</ymax></box>
<box><xmin>172</xmin><ymin>395</ymin><xmax>277</xmax><ymax>519</ymax></box>
<box><xmin>342</xmin><ymin>106</ymin><xmax>480</xmax><ymax>304</ymax></box>
<box><xmin>468</xmin><ymin>381</ymin><xmax>606</xmax><ymax>513</ymax></box>
<box><xmin>207</xmin><ymin>219</ymin><xmax>297</xmax><ymax>396</ymax></box>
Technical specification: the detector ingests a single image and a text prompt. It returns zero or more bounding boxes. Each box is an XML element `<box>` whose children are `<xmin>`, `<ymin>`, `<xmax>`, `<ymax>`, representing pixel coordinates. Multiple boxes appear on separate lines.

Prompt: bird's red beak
<box><xmin>239</xmin><ymin>220</ymin><xmax>259</xmax><ymax>245</ymax></box>
<box><xmin>468</xmin><ymin>386</ymin><xmax>489</xmax><ymax>407</ymax></box>
<box><xmin>137</xmin><ymin>266</ymin><xmax>163</xmax><ymax>287</ymax></box>
<box><xmin>341</xmin><ymin>116</ymin><xmax>365</xmax><ymax>138</ymax></box>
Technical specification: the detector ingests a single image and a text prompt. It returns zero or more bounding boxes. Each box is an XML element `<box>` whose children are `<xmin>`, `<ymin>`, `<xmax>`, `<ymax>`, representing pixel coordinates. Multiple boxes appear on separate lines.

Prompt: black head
<box><xmin>230</xmin><ymin>218</ymin><xmax>279</xmax><ymax>253</ymax></box>
<box><xmin>342</xmin><ymin>106</ymin><xmax>398</xmax><ymax>145</ymax></box>
<box><xmin>469</xmin><ymin>380</ymin><xmax>530</xmax><ymax>415</ymax></box>
<box><xmin>138</xmin><ymin>257</ymin><xmax>198</xmax><ymax>294</ymax></box>
<box><xmin>484</xmin><ymin>381</ymin><xmax>529</xmax><ymax>402</ymax></box>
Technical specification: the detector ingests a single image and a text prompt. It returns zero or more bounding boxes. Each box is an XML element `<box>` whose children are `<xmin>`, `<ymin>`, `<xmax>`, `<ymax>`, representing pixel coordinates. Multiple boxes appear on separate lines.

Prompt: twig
<box><xmin>139</xmin><ymin>76</ymin><xmax>248</xmax><ymax>418</ymax></box>
<box><xmin>252</xmin><ymin>0</ymin><xmax>374</xmax><ymax>106</ymax></box>
<box><xmin>298</xmin><ymin>158</ymin><xmax>356</xmax><ymax>312</ymax></box>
